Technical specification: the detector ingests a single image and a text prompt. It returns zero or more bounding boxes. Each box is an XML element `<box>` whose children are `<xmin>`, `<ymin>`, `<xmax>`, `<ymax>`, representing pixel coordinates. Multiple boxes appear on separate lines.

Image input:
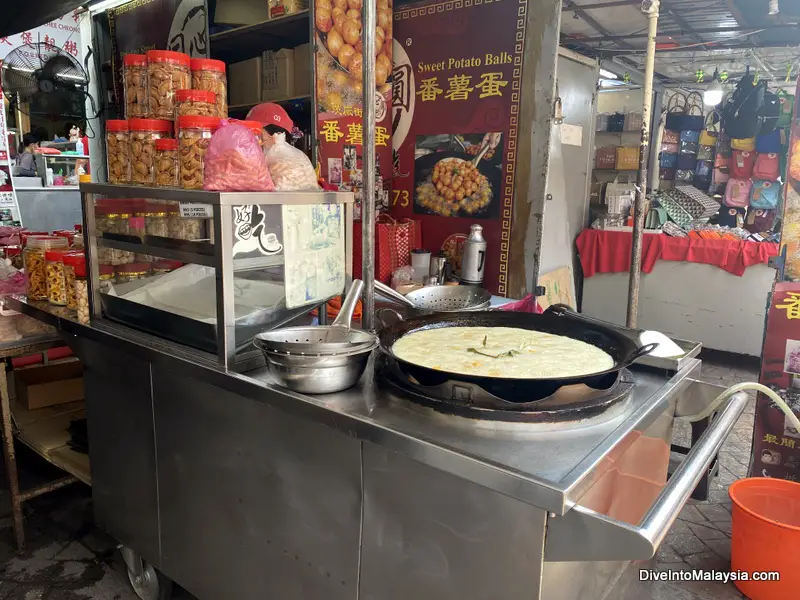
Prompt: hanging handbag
<box><xmin>697</xmin><ymin>145</ymin><xmax>715</xmax><ymax>161</ymax></box>
<box><xmin>660</xmin><ymin>142</ymin><xmax>679</xmax><ymax>154</ymax></box>
<box><xmin>750</xmin><ymin>180</ymin><xmax>782</xmax><ymax>210</ymax></box>
<box><xmin>699</xmin><ymin>128</ymin><xmax>718</xmax><ymax>146</ymax></box>
<box><xmin>660</xmin><ymin>168</ymin><xmax>676</xmax><ymax>181</ymax></box>
<box><xmin>731</xmin><ymin>150</ymin><xmax>755</xmax><ymax>178</ymax></box>
<box><xmin>353</xmin><ymin>215</ymin><xmax>423</xmax><ymax>283</ymax></box>
<box><xmin>753</xmin><ymin>152</ymin><xmax>781</xmax><ymax>181</ymax></box>
<box><xmin>677</xmin><ymin>154</ymin><xmax>697</xmax><ymax>170</ymax></box>
<box><xmin>682</xmin><ymin>93</ymin><xmax>705</xmax><ymax>131</ymax></box>
<box><xmin>756</xmin><ymin>129</ymin><xmax>782</xmax><ymax>154</ymax></box>
<box><xmin>595</xmin><ymin>146</ymin><xmax>617</xmax><ymax>169</ymax></box>
<box><xmin>663</xmin><ymin>129</ymin><xmax>680</xmax><ymax>145</ymax></box>
<box><xmin>665</xmin><ymin>92</ymin><xmax>688</xmax><ymax>130</ymax></box>
<box><xmin>680</xmin><ymin>130</ymin><xmax>701</xmax><ymax>143</ymax></box>
<box><xmin>745</xmin><ymin>208</ymin><xmax>777</xmax><ymax>233</ymax></box>
<box><xmin>680</xmin><ymin>140</ymin><xmax>699</xmax><ymax>155</ymax></box>
<box><xmin>716</xmin><ymin>131</ymin><xmax>732</xmax><ymax>157</ymax></box>
<box><xmin>676</xmin><ymin>169</ymin><xmax>695</xmax><ymax>182</ymax></box>
<box><xmin>716</xmin><ymin>206</ymin><xmax>746</xmax><ymax>228</ymax></box>
<box><xmin>731</xmin><ymin>137</ymin><xmax>756</xmax><ymax>151</ymax></box>
<box><xmin>760</xmin><ymin>90</ymin><xmax>781</xmax><ymax>135</ymax></box>
<box><xmin>724</xmin><ymin>178</ymin><xmax>753</xmax><ymax>208</ymax></box>
<box><xmin>778</xmin><ymin>89</ymin><xmax>795</xmax><ymax>128</ymax></box>
<box><xmin>660</xmin><ymin>152</ymin><xmax>678</xmax><ymax>169</ymax></box>
<box><xmin>615</xmin><ymin>147</ymin><xmax>639</xmax><ymax>171</ymax></box>
<box><xmin>608</xmin><ymin>113</ymin><xmax>625</xmax><ymax>132</ymax></box>
<box><xmin>709</xmin><ymin>167</ymin><xmax>730</xmax><ymax>196</ymax></box>
<box><xmin>714</xmin><ymin>152</ymin><xmax>730</xmax><ymax>170</ymax></box>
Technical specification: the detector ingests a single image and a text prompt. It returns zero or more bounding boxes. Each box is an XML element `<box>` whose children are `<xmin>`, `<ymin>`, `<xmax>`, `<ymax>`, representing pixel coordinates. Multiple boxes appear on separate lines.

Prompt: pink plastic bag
<box><xmin>203</xmin><ymin>120</ymin><xmax>275</xmax><ymax>192</ymax></box>
<box><xmin>498</xmin><ymin>294</ymin><xmax>543</xmax><ymax>313</ymax></box>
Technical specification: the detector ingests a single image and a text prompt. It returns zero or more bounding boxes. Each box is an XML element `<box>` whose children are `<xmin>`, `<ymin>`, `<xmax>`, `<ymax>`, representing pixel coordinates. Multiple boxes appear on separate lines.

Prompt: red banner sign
<box><xmin>752</xmin><ymin>282</ymin><xmax>800</xmax><ymax>481</ymax></box>
<box><xmin>388</xmin><ymin>0</ymin><xmax>527</xmax><ymax>294</ymax></box>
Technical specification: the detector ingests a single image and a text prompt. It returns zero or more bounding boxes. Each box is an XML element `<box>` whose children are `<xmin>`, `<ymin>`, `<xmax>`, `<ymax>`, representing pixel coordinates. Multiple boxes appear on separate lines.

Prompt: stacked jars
<box><xmin>95</xmin><ymin>204</ymin><xmax>135</xmax><ymax>265</ymax></box>
<box><xmin>168</xmin><ymin>207</ymin><xmax>204</xmax><ymax>241</ymax></box>
<box><xmin>175</xmin><ymin>89</ymin><xmax>217</xmax><ymax>118</ymax></box>
<box><xmin>70</xmin><ymin>256</ymin><xmax>90</xmax><ymax>324</ymax></box>
<box><xmin>147</xmin><ymin>50</ymin><xmax>191</xmax><ymax>120</ymax></box>
<box><xmin>116</xmin><ymin>263</ymin><xmax>151</xmax><ymax>284</ymax></box>
<box><xmin>155</xmin><ymin>138</ymin><xmax>179</xmax><ymax>187</ymax></box>
<box><xmin>190</xmin><ymin>58</ymin><xmax>228</xmax><ymax>119</ymax></box>
<box><xmin>24</xmin><ymin>236</ymin><xmax>68</xmax><ymax>301</ymax></box>
<box><xmin>177</xmin><ymin>116</ymin><xmax>221</xmax><ymax>189</ymax></box>
<box><xmin>129</xmin><ymin>118</ymin><xmax>172</xmax><ymax>185</ymax></box>
<box><xmin>63</xmin><ymin>252</ymin><xmax>85</xmax><ymax>311</ymax></box>
<box><xmin>46</xmin><ymin>250</ymin><xmax>68</xmax><ymax>306</ymax></box>
<box><xmin>106</xmin><ymin>120</ymin><xmax>130</xmax><ymax>184</ymax></box>
<box><xmin>123</xmin><ymin>54</ymin><xmax>148</xmax><ymax>119</ymax></box>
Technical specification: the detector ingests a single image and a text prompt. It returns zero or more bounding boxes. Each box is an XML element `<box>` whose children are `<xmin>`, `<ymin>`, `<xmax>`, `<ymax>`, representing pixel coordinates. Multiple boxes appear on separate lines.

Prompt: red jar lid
<box><xmin>116</xmin><ymin>263</ymin><xmax>151</xmax><ymax>274</ymax></box>
<box><xmin>155</xmin><ymin>138</ymin><xmax>178</xmax><ymax>151</ymax></box>
<box><xmin>5</xmin><ymin>246</ymin><xmax>21</xmax><ymax>257</ymax></box>
<box><xmin>190</xmin><ymin>58</ymin><xmax>226</xmax><ymax>73</ymax></box>
<box><xmin>74</xmin><ymin>224</ymin><xmax>82</xmax><ymax>233</ymax></box>
<box><xmin>63</xmin><ymin>252</ymin><xmax>85</xmax><ymax>267</ymax></box>
<box><xmin>175</xmin><ymin>89</ymin><xmax>216</xmax><ymax>103</ymax></box>
<box><xmin>152</xmin><ymin>259</ymin><xmax>183</xmax><ymax>271</ymax></box>
<box><xmin>234</xmin><ymin>120</ymin><xmax>264</xmax><ymax>135</ymax></box>
<box><xmin>129</xmin><ymin>118</ymin><xmax>173</xmax><ymax>133</ymax></box>
<box><xmin>45</xmin><ymin>249</ymin><xmax>67</xmax><ymax>261</ymax></box>
<box><xmin>99</xmin><ymin>264</ymin><xmax>114</xmax><ymax>277</ymax></box>
<box><xmin>146</xmin><ymin>50</ymin><xmax>190</xmax><ymax>67</ymax></box>
<box><xmin>123</xmin><ymin>54</ymin><xmax>147</xmax><ymax>67</ymax></box>
<box><xmin>177</xmin><ymin>115</ymin><xmax>222</xmax><ymax>131</ymax></box>
<box><xmin>106</xmin><ymin>119</ymin><xmax>129</xmax><ymax>132</ymax></box>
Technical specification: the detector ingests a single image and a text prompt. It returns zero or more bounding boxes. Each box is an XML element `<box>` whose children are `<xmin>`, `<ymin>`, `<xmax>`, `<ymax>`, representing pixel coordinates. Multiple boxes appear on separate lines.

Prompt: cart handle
<box><xmin>544</xmin><ymin>390</ymin><xmax>748</xmax><ymax>562</ymax></box>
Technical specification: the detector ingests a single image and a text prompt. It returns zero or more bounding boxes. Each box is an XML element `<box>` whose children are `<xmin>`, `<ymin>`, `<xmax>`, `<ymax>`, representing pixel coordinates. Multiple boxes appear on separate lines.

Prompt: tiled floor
<box><xmin>0</xmin><ymin>352</ymin><xmax>761</xmax><ymax>599</ymax></box>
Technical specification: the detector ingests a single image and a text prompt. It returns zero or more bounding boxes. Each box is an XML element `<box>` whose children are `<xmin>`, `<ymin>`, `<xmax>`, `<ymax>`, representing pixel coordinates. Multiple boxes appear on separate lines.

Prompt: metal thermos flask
<box><xmin>460</xmin><ymin>224</ymin><xmax>487</xmax><ymax>284</ymax></box>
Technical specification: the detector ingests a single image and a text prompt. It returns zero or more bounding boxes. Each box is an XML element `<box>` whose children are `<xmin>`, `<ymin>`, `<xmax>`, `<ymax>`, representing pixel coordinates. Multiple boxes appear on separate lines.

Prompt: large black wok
<box><xmin>378</xmin><ymin>309</ymin><xmax>656</xmax><ymax>403</ymax></box>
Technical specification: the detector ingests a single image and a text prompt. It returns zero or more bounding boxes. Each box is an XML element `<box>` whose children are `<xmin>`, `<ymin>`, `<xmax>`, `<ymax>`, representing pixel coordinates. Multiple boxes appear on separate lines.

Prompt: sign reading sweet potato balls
<box><xmin>314</xmin><ymin>0</ymin><xmax>394</xmax><ymax>219</ymax></box>
<box><xmin>388</xmin><ymin>0</ymin><xmax>527</xmax><ymax>295</ymax></box>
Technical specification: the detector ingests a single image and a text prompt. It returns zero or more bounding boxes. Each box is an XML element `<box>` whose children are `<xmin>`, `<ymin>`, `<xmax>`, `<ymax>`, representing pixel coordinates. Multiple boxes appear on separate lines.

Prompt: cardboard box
<box><xmin>262</xmin><ymin>48</ymin><xmax>295</xmax><ymax>101</ymax></box>
<box><xmin>228</xmin><ymin>56</ymin><xmax>263</xmax><ymax>106</ymax></box>
<box><xmin>293</xmin><ymin>43</ymin><xmax>311</xmax><ymax>97</ymax></box>
<box><xmin>214</xmin><ymin>0</ymin><xmax>270</xmax><ymax>25</ymax></box>
<box><xmin>15</xmin><ymin>361</ymin><xmax>84</xmax><ymax>411</ymax></box>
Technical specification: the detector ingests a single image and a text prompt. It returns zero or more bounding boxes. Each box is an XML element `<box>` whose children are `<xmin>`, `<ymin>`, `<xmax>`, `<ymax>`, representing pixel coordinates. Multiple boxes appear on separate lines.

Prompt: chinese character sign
<box><xmin>0</xmin><ymin>12</ymin><xmax>85</xmax><ymax>63</ymax></box>
<box><xmin>389</xmin><ymin>0</ymin><xmax>526</xmax><ymax>296</ymax></box>
<box><xmin>314</xmin><ymin>0</ymin><xmax>394</xmax><ymax>217</ymax></box>
<box><xmin>752</xmin><ymin>282</ymin><xmax>800</xmax><ymax>481</ymax></box>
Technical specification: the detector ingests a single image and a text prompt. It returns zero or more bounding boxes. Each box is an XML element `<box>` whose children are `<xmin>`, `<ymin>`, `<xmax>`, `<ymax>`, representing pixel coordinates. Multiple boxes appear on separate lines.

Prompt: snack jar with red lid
<box><xmin>45</xmin><ymin>249</ymin><xmax>69</xmax><ymax>306</ymax></box>
<box><xmin>63</xmin><ymin>251</ymin><xmax>85</xmax><ymax>311</ymax></box>
<box><xmin>106</xmin><ymin>120</ymin><xmax>131</xmax><ymax>184</ymax></box>
<box><xmin>52</xmin><ymin>229</ymin><xmax>76</xmax><ymax>246</ymax></box>
<box><xmin>152</xmin><ymin>259</ymin><xmax>183</xmax><ymax>274</ymax></box>
<box><xmin>191</xmin><ymin>58</ymin><xmax>227</xmax><ymax>118</ymax></box>
<box><xmin>146</xmin><ymin>50</ymin><xmax>191</xmax><ymax>120</ymax></box>
<box><xmin>24</xmin><ymin>236</ymin><xmax>68</xmax><ymax>301</ymax></box>
<box><xmin>154</xmin><ymin>138</ymin><xmax>179</xmax><ymax>186</ymax></box>
<box><xmin>123</xmin><ymin>54</ymin><xmax>148</xmax><ymax>119</ymax></box>
<box><xmin>20</xmin><ymin>231</ymin><xmax>47</xmax><ymax>247</ymax></box>
<box><xmin>177</xmin><ymin>115</ymin><xmax>222</xmax><ymax>190</ymax></box>
<box><xmin>116</xmin><ymin>262</ymin><xmax>151</xmax><ymax>284</ymax></box>
<box><xmin>175</xmin><ymin>89</ymin><xmax>217</xmax><ymax>118</ymax></box>
<box><xmin>128</xmin><ymin>118</ymin><xmax>172</xmax><ymax>185</ymax></box>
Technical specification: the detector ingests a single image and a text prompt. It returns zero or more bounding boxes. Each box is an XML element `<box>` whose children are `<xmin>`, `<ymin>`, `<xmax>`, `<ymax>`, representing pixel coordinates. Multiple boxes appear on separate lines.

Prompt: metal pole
<box><xmin>362</xmin><ymin>0</ymin><xmax>377</xmax><ymax>330</ymax></box>
<box><xmin>626</xmin><ymin>0</ymin><xmax>660</xmax><ymax>328</ymax></box>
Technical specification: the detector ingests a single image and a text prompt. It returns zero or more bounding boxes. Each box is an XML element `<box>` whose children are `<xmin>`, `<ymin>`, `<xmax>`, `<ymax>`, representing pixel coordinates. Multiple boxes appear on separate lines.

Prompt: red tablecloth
<box><xmin>576</xmin><ymin>229</ymin><xmax>779</xmax><ymax>278</ymax></box>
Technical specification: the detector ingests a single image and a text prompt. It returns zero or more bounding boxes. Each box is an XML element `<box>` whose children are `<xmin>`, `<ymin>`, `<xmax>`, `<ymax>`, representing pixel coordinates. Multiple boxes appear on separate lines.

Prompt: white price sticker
<box><xmin>179</xmin><ymin>202</ymin><xmax>213</xmax><ymax>218</ymax></box>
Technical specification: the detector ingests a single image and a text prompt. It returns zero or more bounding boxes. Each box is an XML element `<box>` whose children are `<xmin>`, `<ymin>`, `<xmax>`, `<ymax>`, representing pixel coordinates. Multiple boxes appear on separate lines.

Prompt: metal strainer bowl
<box><xmin>405</xmin><ymin>286</ymin><xmax>492</xmax><ymax>311</ymax></box>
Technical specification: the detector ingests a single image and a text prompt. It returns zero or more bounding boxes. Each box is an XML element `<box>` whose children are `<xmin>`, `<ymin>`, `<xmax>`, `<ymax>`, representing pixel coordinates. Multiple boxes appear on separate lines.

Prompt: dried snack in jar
<box><xmin>178</xmin><ymin>115</ymin><xmax>221</xmax><ymax>190</ymax></box>
<box><xmin>63</xmin><ymin>252</ymin><xmax>85</xmax><ymax>310</ymax></box>
<box><xmin>155</xmin><ymin>138</ymin><xmax>179</xmax><ymax>187</ymax></box>
<box><xmin>175</xmin><ymin>89</ymin><xmax>217</xmax><ymax>118</ymax></box>
<box><xmin>123</xmin><ymin>54</ymin><xmax>148</xmax><ymax>119</ymax></box>
<box><xmin>106</xmin><ymin>120</ymin><xmax>131</xmax><ymax>184</ymax></box>
<box><xmin>190</xmin><ymin>58</ymin><xmax>227</xmax><ymax>118</ymax></box>
<box><xmin>263</xmin><ymin>132</ymin><xmax>319</xmax><ymax>190</ymax></box>
<box><xmin>147</xmin><ymin>50</ymin><xmax>191</xmax><ymax>120</ymax></box>
<box><xmin>46</xmin><ymin>250</ymin><xmax>68</xmax><ymax>306</ymax></box>
<box><xmin>128</xmin><ymin>118</ymin><xmax>172</xmax><ymax>185</ymax></box>
<box><xmin>203</xmin><ymin>121</ymin><xmax>274</xmax><ymax>191</ymax></box>
<box><xmin>24</xmin><ymin>236</ymin><xmax>68</xmax><ymax>301</ymax></box>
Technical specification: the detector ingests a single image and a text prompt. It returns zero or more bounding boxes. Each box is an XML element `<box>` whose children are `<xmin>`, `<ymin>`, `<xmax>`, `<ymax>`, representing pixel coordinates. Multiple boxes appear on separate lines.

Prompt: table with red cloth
<box><xmin>576</xmin><ymin>229</ymin><xmax>779</xmax><ymax>278</ymax></box>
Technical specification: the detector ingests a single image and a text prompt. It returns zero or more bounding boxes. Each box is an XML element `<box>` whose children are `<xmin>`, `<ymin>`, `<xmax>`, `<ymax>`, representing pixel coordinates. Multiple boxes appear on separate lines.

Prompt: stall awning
<box><xmin>0</xmin><ymin>2</ymin><xmax>87</xmax><ymax>39</ymax></box>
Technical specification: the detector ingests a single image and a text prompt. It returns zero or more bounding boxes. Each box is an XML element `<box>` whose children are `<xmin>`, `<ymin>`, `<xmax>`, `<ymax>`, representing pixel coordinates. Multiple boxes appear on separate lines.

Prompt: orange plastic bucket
<box><xmin>729</xmin><ymin>478</ymin><xmax>800</xmax><ymax>599</ymax></box>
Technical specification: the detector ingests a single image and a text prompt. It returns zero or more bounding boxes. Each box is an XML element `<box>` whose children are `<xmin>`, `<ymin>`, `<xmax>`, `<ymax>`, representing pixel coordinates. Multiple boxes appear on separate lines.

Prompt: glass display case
<box><xmin>79</xmin><ymin>183</ymin><xmax>355</xmax><ymax>369</ymax></box>
<box><xmin>35</xmin><ymin>154</ymin><xmax>91</xmax><ymax>188</ymax></box>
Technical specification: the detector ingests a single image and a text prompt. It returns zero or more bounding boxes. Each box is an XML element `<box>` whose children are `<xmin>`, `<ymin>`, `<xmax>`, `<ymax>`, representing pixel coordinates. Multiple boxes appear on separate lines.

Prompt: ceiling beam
<box><xmin>562</xmin><ymin>0</ymin><xmax>642</xmax><ymax>11</ymax></box>
<box><xmin>599</xmin><ymin>40</ymin><xmax>800</xmax><ymax>53</ymax></box>
<box><xmin>567</xmin><ymin>22</ymin><xmax>799</xmax><ymax>43</ymax></box>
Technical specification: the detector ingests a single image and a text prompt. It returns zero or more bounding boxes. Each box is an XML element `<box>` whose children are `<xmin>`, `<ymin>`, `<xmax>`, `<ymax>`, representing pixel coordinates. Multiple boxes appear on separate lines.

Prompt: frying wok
<box><xmin>413</xmin><ymin>150</ymin><xmax>501</xmax><ymax>219</ymax></box>
<box><xmin>378</xmin><ymin>310</ymin><xmax>656</xmax><ymax>403</ymax></box>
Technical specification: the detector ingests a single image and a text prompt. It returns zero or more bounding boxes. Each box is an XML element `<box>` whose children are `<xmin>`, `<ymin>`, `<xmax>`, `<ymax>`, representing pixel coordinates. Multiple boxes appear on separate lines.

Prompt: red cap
<box><xmin>155</xmin><ymin>138</ymin><xmax>178</xmax><ymax>151</ymax></box>
<box><xmin>45</xmin><ymin>249</ymin><xmax>67</xmax><ymax>261</ymax></box>
<box><xmin>129</xmin><ymin>118</ymin><xmax>173</xmax><ymax>133</ymax></box>
<box><xmin>63</xmin><ymin>252</ymin><xmax>85</xmax><ymax>268</ymax></box>
<box><xmin>106</xmin><ymin>120</ymin><xmax>129</xmax><ymax>132</ymax></box>
<box><xmin>175</xmin><ymin>89</ymin><xmax>216</xmax><ymax>103</ymax></box>
<box><xmin>177</xmin><ymin>115</ymin><xmax>222</xmax><ymax>131</ymax></box>
<box><xmin>245</xmin><ymin>102</ymin><xmax>293</xmax><ymax>132</ymax></box>
<box><xmin>233</xmin><ymin>120</ymin><xmax>264</xmax><ymax>135</ymax></box>
<box><xmin>190</xmin><ymin>58</ymin><xmax>226</xmax><ymax>73</ymax></box>
<box><xmin>145</xmin><ymin>50</ymin><xmax>190</xmax><ymax>67</ymax></box>
<box><xmin>123</xmin><ymin>54</ymin><xmax>147</xmax><ymax>67</ymax></box>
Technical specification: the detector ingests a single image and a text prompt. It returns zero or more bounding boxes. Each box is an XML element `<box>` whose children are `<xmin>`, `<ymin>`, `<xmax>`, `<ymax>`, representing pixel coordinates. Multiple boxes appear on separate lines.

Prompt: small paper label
<box><xmin>179</xmin><ymin>202</ymin><xmax>213</xmax><ymax>218</ymax></box>
<box><xmin>561</xmin><ymin>123</ymin><xmax>583</xmax><ymax>146</ymax></box>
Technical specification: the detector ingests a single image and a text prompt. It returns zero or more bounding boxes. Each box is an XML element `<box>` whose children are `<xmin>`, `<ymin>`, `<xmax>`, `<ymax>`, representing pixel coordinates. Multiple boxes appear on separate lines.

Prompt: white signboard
<box><xmin>179</xmin><ymin>202</ymin><xmax>213</xmax><ymax>219</ymax></box>
<box><xmin>0</xmin><ymin>10</ymin><xmax>85</xmax><ymax>63</ymax></box>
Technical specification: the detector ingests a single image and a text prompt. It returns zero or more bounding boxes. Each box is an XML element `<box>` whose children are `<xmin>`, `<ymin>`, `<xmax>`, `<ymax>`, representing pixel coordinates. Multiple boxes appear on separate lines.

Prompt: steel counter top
<box><xmin>7</xmin><ymin>295</ymin><xmax>698</xmax><ymax>515</ymax></box>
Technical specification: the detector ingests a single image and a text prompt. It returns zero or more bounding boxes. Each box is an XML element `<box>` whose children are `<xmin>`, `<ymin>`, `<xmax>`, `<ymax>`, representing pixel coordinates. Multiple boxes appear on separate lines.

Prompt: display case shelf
<box><xmin>96</xmin><ymin>237</ymin><xmax>216</xmax><ymax>267</ymax></box>
<box><xmin>209</xmin><ymin>10</ymin><xmax>310</xmax><ymax>63</ymax></box>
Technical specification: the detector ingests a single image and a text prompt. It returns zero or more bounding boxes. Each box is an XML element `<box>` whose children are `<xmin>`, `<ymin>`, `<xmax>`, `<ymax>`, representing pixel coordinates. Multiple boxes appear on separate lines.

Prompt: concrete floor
<box><xmin>0</xmin><ymin>351</ymin><xmax>760</xmax><ymax>600</ymax></box>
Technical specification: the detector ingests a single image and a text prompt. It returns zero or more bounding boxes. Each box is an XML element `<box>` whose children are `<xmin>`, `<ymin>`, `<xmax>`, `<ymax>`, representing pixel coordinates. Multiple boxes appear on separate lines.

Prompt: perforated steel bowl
<box><xmin>404</xmin><ymin>286</ymin><xmax>492</xmax><ymax>312</ymax></box>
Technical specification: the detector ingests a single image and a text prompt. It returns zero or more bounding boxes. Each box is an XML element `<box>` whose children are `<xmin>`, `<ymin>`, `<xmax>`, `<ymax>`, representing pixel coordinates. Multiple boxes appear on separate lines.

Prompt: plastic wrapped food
<box><xmin>262</xmin><ymin>132</ymin><xmax>318</xmax><ymax>191</ymax></box>
<box><xmin>203</xmin><ymin>121</ymin><xmax>275</xmax><ymax>192</ymax></box>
